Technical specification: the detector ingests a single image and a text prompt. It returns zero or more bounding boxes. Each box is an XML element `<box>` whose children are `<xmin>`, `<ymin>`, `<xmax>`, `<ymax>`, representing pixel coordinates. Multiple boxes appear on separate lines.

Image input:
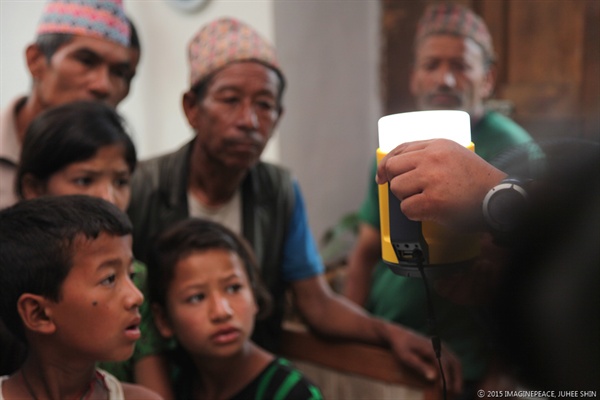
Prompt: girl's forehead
<box><xmin>174</xmin><ymin>249</ymin><xmax>248</xmax><ymax>279</ymax></box>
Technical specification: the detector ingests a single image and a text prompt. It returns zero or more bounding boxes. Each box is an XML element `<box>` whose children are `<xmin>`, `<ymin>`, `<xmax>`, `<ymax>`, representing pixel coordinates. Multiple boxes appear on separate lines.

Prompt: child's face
<box><xmin>46</xmin><ymin>233</ymin><xmax>143</xmax><ymax>362</ymax></box>
<box><xmin>44</xmin><ymin>144</ymin><xmax>131</xmax><ymax>212</ymax></box>
<box><xmin>156</xmin><ymin>249</ymin><xmax>258</xmax><ymax>360</ymax></box>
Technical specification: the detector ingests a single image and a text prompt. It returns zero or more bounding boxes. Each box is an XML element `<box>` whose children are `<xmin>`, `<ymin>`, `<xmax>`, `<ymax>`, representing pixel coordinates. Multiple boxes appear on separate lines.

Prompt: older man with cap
<box><xmin>128</xmin><ymin>17</ymin><xmax>463</xmax><ymax>392</ymax></box>
<box><xmin>343</xmin><ymin>2</ymin><xmax>536</xmax><ymax>397</ymax></box>
<box><xmin>0</xmin><ymin>0</ymin><xmax>134</xmax><ymax>210</ymax></box>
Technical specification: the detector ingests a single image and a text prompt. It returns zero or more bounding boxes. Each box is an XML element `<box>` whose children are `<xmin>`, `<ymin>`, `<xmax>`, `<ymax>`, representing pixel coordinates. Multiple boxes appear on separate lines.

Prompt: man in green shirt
<box><xmin>343</xmin><ymin>3</ymin><xmax>535</xmax><ymax>397</ymax></box>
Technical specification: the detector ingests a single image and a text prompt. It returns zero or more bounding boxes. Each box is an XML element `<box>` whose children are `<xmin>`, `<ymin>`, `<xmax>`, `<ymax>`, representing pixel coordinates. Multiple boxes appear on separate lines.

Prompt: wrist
<box><xmin>371</xmin><ymin>317</ymin><xmax>394</xmax><ymax>348</ymax></box>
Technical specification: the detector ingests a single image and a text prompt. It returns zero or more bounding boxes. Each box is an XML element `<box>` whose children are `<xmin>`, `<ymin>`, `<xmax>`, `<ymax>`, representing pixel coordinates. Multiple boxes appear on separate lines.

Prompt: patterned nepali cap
<box><xmin>36</xmin><ymin>0</ymin><xmax>130</xmax><ymax>47</ymax></box>
<box><xmin>415</xmin><ymin>2</ymin><xmax>495</xmax><ymax>62</ymax></box>
<box><xmin>188</xmin><ymin>17</ymin><xmax>282</xmax><ymax>88</ymax></box>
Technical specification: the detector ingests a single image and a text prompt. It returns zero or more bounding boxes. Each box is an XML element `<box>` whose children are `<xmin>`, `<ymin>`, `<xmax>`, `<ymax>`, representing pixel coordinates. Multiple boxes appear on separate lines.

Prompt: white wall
<box><xmin>0</xmin><ymin>0</ymin><xmax>381</xmax><ymax>244</ymax></box>
<box><xmin>274</xmin><ymin>1</ymin><xmax>382</xmax><ymax>242</ymax></box>
<box><xmin>1</xmin><ymin>2</ymin><xmax>42</xmax><ymax>111</ymax></box>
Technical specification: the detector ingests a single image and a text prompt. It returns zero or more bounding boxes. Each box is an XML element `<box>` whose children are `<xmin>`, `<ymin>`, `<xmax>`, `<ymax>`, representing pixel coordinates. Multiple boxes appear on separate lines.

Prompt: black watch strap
<box><xmin>483</xmin><ymin>177</ymin><xmax>531</xmax><ymax>243</ymax></box>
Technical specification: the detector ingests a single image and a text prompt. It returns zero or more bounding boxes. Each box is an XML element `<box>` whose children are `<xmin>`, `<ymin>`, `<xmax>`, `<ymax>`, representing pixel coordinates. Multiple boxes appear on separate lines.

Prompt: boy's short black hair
<box><xmin>147</xmin><ymin>218</ymin><xmax>272</xmax><ymax>319</ymax></box>
<box><xmin>0</xmin><ymin>195</ymin><xmax>133</xmax><ymax>340</ymax></box>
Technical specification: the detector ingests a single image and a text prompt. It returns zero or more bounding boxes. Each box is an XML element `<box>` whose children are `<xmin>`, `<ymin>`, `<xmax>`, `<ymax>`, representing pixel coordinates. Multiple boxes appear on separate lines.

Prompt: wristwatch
<box><xmin>483</xmin><ymin>177</ymin><xmax>530</xmax><ymax>235</ymax></box>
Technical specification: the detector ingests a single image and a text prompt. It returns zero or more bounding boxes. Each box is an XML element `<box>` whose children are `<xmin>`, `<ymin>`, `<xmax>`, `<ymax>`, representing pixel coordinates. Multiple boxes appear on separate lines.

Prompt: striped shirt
<box><xmin>231</xmin><ymin>358</ymin><xmax>323</xmax><ymax>400</ymax></box>
<box><xmin>175</xmin><ymin>357</ymin><xmax>323</xmax><ymax>400</ymax></box>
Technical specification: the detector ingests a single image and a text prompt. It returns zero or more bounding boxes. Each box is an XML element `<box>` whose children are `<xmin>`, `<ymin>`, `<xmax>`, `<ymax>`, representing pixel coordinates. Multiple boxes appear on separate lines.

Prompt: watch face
<box><xmin>484</xmin><ymin>181</ymin><xmax>529</xmax><ymax>233</ymax></box>
<box><xmin>167</xmin><ymin>0</ymin><xmax>208</xmax><ymax>13</ymax></box>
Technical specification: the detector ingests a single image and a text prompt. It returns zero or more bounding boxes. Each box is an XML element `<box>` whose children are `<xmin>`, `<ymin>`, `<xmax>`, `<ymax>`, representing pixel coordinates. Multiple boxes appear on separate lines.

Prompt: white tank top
<box><xmin>0</xmin><ymin>369</ymin><xmax>124</xmax><ymax>400</ymax></box>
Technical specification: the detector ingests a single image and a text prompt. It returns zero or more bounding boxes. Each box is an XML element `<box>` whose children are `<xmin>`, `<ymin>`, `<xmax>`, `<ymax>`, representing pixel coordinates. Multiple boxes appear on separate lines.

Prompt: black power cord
<box><xmin>415</xmin><ymin>251</ymin><xmax>448</xmax><ymax>400</ymax></box>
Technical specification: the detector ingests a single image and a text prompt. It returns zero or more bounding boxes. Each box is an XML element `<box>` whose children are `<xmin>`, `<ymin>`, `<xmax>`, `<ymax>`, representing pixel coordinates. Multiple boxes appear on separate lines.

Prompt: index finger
<box><xmin>376</xmin><ymin>140</ymin><xmax>434</xmax><ymax>185</ymax></box>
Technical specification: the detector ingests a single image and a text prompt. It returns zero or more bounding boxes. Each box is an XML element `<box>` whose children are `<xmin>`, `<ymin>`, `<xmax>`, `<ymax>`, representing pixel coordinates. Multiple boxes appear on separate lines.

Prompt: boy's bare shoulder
<box><xmin>122</xmin><ymin>382</ymin><xmax>164</xmax><ymax>400</ymax></box>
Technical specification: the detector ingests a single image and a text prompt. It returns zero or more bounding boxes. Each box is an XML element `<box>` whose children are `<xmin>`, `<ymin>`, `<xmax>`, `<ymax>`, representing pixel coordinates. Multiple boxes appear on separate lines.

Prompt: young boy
<box><xmin>0</xmin><ymin>195</ymin><xmax>161</xmax><ymax>400</ymax></box>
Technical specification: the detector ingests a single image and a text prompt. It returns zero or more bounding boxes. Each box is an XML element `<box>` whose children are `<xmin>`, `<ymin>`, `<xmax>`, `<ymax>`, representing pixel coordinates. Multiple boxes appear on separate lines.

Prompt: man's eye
<box><xmin>256</xmin><ymin>101</ymin><xmax>276</xmax><ymax>111</ymax></box>
<box><xmin>115</xmin><ymin>177</ymin><xmax>130</xmax><ymax>188</ymax></box>
<box><xmin>222</xmin><ymin>97</ymin><xmax>240</xmax><ymax>104</ymax></box>
<box><xmin>451</xmin><ymin>63</ymin><xmax>468</xmax><ymax>72</ymax></box>
<box><xmin>423</xmin><ymin>62</ymin><xmax>439</xmax><ymax>71</ymax></box>
<box><xmin>111</xmin><ymin>66</ymin><xmax>130</xmax><ymax>79</ymax></box>
<box><xmin>76</xmin><ymin>54</ymin><xmax>98</xmax><ymax>67</ymax></box>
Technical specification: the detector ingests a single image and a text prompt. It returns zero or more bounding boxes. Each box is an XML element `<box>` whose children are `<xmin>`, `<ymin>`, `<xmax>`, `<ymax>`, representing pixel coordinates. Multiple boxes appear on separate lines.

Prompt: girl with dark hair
<box><xmin>17</xmin><ymin>100</ymin><xmax>136</xmax><ymax>207</ymax></box>
<box><xmin>148</xmin><ymin>218</ymin><xmax>323</xmax><ymax>400</ymax></box>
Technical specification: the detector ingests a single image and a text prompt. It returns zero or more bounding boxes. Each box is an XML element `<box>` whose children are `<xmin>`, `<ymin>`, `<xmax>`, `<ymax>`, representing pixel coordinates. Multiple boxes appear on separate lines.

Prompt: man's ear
<box><xmin>25</xmin><ymin>44</ymin><xmax>48</xmax><ymax>82</ymax></box>
<box><xmin>272</xmin><ymin>106</ymin><xmax>284</xmax><ymax>133</ymax></box>
<box><xmin>151</xmin><ymin>304</ymin><xmax>174</xmax><ymax>339</ymax></box>
<box><xmin>482</xmin><ymin>64</ymin><xmax>497</xmax><ymax>99</ymax></box>
<box><xmin>20</xmin><ymin>174</ymin><xmax>46</xmax><ymax>200</ymax></box>
<box><xmin>182</xmin><ymin>91</ymin><xmax>200</xmax><ymax>130</ymax></box>
<box><xmin>409</xmin><ymin>68</ymin><xmax>418</xmax><ymax>97</ymax></box>
<box><xmin>17</xmin><ymin>293</ymin><xmax>56</xmax><ymax>335</ymax></box>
